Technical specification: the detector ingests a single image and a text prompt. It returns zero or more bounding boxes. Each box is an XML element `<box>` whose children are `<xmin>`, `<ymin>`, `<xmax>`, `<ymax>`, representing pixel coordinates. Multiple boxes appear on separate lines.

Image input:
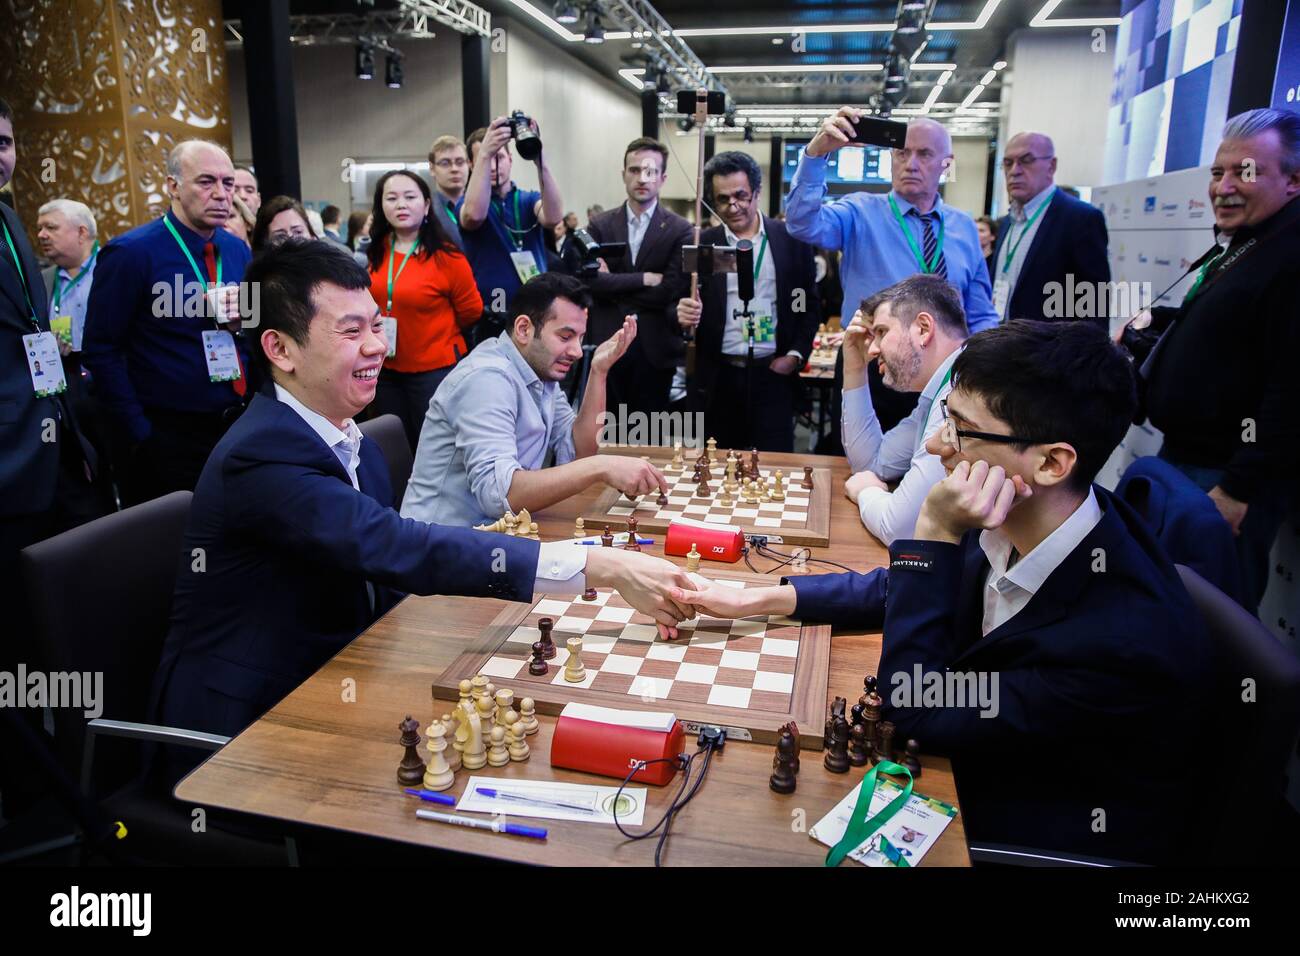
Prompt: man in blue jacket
<box><xmin>150</xmin><ymin>240</ymin><xmax>694</xmax><ymax>777</ymax></box>
<box><xmin>674</xmin><ymin>320</ymin><xmax>1211</xmax><ymax>864</ymax></box>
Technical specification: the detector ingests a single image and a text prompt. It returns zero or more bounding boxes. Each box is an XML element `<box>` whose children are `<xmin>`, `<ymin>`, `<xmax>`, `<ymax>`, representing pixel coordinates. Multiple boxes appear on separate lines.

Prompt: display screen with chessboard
<box><xmin>581</xmin><ymin>443</ymin><xmax>833</xmax><ymax>548</ymax></box>
<box><xmin>433</xmin><ymin>574</ymin><xmax>831</xmax><ymax>749</ymax></box>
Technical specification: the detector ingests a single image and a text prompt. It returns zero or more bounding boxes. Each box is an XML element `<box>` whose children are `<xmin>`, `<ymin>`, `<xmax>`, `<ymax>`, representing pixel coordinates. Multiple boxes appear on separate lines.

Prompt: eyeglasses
<box><xmin>938</xmin><ymin>400</ymin><xmax>1052</xmax><ymax>452</ymax></box>
<box><xmin>1001</xmin><ymin>153</ymin><xmax>1053</xmax><ymax>171</ymax></box>
<box><xmin>625</xmin><ymin>164</ymin><xmax>663</xmax><ymax>181</ymax></box>
<box><xmin>714</xmin><ymin>191</ymin><xmax>753</xmax><ymax>209</ymax></box>
<box><xmin>434</xmin><ymin>158</ymin><xmax>468</xmax><ymax>169</ymax></box>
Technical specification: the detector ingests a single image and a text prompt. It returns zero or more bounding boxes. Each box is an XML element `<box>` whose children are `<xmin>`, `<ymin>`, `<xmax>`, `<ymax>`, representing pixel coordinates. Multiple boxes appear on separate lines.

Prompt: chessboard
<box><xmin>433</xmin><ymin>574</ymin><xmax>831</xmax><ymax>750</ymax></box>
<box><xmin>581</xmin><ymin>446</ymin><xmax>833</xmax><ymax>548</ymax></box>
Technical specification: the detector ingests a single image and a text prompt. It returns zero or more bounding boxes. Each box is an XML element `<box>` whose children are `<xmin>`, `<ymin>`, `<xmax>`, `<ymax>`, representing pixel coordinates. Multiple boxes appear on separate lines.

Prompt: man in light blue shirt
<box><xmin>840</xmin><ymin>274</ymin><xmax>968</xmax><ymax>544</ymax></box>
<box><xmin>402</xmin><ymin>272</ymin><xmax>668</xmax><ymax>527</ymax></box>
<box><xmin>37</xmin><ymin>199</ymin><xmax>99</xmax><ymax>353</ymax></box>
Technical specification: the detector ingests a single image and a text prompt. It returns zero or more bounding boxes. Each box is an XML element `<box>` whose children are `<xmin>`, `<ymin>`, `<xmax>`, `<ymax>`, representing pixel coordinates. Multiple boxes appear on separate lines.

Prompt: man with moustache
<box><xmin>1119</xmin><ymin>108</ymin><xmax>1300</xmax><ymax>613</ymax></box>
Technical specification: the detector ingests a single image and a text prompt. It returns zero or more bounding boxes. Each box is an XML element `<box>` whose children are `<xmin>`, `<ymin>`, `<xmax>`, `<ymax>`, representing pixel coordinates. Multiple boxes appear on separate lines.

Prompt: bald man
<box><xmin>84</xmin><ymin>139</ymin><xmax>254</xmax><ymax>503</ymax></box>
<box><xmin>786</xmin><ymin>109</ymin><xmax>998</xmax><ymax>444</ymax></box>
<box><xmin>992</xmin><ymin>132</ymin><xmax>1109</xmax><ymax>326</ymax></box>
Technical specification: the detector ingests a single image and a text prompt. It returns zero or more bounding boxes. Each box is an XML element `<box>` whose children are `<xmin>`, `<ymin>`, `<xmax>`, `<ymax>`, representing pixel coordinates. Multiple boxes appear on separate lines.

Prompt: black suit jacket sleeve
<box><xmin>225</xmin><ymin>448</ymin><xmax>541</xmax><ymax>602</ymax></box>
<box><xmin>1072</xmin><ymin>204</ymin><xmax>1111</xmax><ymax>328</ymax></box>
<box><xmin>585</xmin><ymin>215</ymin><xmax>645</xmax><ymax>296</ymax></box>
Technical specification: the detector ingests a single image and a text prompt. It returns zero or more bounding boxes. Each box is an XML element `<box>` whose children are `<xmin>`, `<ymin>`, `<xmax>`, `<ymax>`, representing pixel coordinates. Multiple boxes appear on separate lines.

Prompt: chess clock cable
<box><xmin>746</xmin><ymin>536</ymin><xmax>860</xmax><ymax>575</ymax></box>
<box><xmin>612</xmin><ymin>728</ymin><xmax>726</xmax><ymax>866</ymax></box>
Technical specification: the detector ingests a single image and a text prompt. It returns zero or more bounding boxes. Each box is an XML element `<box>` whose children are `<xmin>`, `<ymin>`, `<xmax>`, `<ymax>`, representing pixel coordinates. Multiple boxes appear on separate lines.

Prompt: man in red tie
<box><xmin>84</xmin><ymin>140</ymin><xmax>255</xmax><ymax>503</ymax></box>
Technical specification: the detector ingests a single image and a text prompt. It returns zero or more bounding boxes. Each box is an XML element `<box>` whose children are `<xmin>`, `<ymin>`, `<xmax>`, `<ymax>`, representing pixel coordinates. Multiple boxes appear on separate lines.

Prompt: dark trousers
<box><xmin>1159</xmin><ymin>450</ymin><xmax>1289</xmax><ymax>615</ymax></box>
<box><xmin>703</xmin><ymin>358</ymin><xmax>797</xmax><ymax>453</ymax></box>
<box><xmin>123</xmin><ymin>407</ymin><xmax>239</xmax><ymax>506</ymax></box>
<box><xmin>606</xmin><ymin>336</ymin><xmax>674</xmax><ymax>420</ymax></box>
<box><xmin>0</xmin><ymin>422</ymin><xmax>111</xmax><ymax>819</ymax></box>
<box><xmin>369</xmin><ymin>365</ymin><xmax>455</xmax><ymax>452</ymax></box>
<box><xmin>817</xmin><ymin>343</ymin><xmax>920</xmax><ymax>455</ymax></box>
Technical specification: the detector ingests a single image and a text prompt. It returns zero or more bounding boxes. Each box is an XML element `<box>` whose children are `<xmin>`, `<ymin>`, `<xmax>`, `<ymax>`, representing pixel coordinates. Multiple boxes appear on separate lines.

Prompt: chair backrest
<box><xmin>1177</xmin><ymin>564</ymin><xmax>1300</xmax><ymax>848</ymax></box>
<box><xmin>360</xmin><ymin>413</ymin><xmax>414</xmax><ymax>507</ymax></box>
<box><xmin>19</xmin><ymin>491</ymin><xmax>192</xmax><ymax>785</ymax></box>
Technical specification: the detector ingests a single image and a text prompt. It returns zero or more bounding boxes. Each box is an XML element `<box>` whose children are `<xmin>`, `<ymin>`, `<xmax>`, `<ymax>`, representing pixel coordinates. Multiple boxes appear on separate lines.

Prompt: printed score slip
<box><xmin>456</xmin><ymin>776</ymin><xmax>647</xmax><ymax>826</ymax></box>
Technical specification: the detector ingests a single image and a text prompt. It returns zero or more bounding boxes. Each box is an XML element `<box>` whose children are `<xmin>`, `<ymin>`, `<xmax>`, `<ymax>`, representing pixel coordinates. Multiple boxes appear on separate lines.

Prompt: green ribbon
<box><xmin>163</xmin><ymin>215</ymin><xmax>222</xmax><ymax>287</ymax></box>
<box><xmin>888</xmin><ymin>194</ymin><xmax>945</xmax><ymax>275</ymax></box>
<box><xmin>1183</xmin><ymin>245</ymin><xmax>1229</xmax><ymax>303</ymax></box>
<box><xmin>51</xmin><ymin>241</ymin><xmax>99</xmax><ymax>312</ymax></box>
<box><xmin>0</xmin><ymin>217</ymin><xmax>39</xmax><ymax>327</ymax></box>
<box><xmin>1000</xmin><ymin>187</ymin><xmax>1055</xmax><ymax>272</ymax></box>
<box><xmin>825</xmin><ymin>759</ymin><xmax>914</xmax><ymax>867</ymax></box>
<box><xmin>385</xmin><ymin>237</ymin><xmax>421</xmax><ymax>312</ymax></box>
<box><xmin>493</xmin><ymin>188</ymin><xmax>529</xmax><ymax>250</ymax></box>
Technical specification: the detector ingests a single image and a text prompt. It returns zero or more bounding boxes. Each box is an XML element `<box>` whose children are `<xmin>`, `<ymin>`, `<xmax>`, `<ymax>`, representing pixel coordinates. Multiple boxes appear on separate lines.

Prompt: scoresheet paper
<box><xmin>457</xmin><ymin>776</ymin><xmax>647</xmax><ymax>826</ymax></box>
<box><xmin>809</xmin><ymin>777</ymin><xmax>958</xmax><ymax>867</ymax></box>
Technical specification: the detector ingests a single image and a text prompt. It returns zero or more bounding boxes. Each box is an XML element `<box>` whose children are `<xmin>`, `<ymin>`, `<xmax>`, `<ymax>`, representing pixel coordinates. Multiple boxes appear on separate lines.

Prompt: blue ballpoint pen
<box><xmin>404</xmin><ymin>788</ymin><xmax>457</xmax><ymax>807</ymax></box>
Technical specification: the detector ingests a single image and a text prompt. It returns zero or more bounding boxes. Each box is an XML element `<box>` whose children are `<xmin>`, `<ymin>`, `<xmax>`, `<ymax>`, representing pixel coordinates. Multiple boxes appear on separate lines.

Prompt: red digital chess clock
<box><xmin>665</xmin><ymin>519</ymin><xmax>744</xmax><ymax>563</ymax></box>
<box><xmin>551</xmin><ymin>703</ymin><xmax>685</xmax><ymax>785</ymax></box>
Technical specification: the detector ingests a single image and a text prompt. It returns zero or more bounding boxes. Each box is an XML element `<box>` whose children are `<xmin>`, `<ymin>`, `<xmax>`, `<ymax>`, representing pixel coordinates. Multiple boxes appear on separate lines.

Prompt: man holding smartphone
<box><xmin>785</xmin><ymin>109</ymin><xmax>998</xmax><ymax>445</ymax></box>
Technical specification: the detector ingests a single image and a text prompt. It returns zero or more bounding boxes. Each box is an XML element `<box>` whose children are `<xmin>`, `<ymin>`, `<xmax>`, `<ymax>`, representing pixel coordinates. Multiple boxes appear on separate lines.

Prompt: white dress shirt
<box><xmin>978</xmin><ymin>487</ymin><xmax>1102</xmax><ymax>636</ymax></box>
<box><xmin>846</xmin><ymin>347</ymin><xmax>960</xmax><ymax>544</ymax></box>
<box><xmin>722</xmin><ymin>220</ymin><xmax>782</xmax><ymax>359</ymax></box>
<box><xmin>626</xmin><ymin>200</ymin><xmax>656</xmax><ymax>264</ymax></box>
<box><xmin>274</xmin><ymin>384</ymin><xmax>587</xmax><ymax>593</ymax></box>
<box><xmin>995</xmin><ymin>184</ymin><xmax>1055</xmax><ymax>320</ymax></box>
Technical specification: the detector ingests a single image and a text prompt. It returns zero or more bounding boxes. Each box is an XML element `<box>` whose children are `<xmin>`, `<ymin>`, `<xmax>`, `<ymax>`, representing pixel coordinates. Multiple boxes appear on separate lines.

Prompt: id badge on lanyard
<box><xmin>202</xmin><ymin>329</ymin><xmax>243</xmax><ymax>383</ymax></box>
<box><xmin>23</xmin><ymin>332</ymin><xmax>68</xmax><ymax>397</ymax></box>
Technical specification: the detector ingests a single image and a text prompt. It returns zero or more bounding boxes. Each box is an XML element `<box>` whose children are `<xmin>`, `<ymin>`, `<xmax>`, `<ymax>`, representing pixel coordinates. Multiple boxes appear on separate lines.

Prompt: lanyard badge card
<box><xmin>202</xmin><ymin>329</ymin><xmax>242</xmax><ymax>383</ymax></box>
<box><xmin>384</xmin><ymin>238</ymin><xmax>420</xmax><ymax>360</ymax></box>
<box><xmin>22</xmin><ymin>331</ymin><xmax>68</xmax><ymax>397</ymax></box>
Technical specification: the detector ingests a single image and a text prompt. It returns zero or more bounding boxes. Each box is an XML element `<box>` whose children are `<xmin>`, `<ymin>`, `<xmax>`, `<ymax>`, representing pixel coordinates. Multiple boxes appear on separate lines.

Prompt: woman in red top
<box><xmin>366</xmin><ymin>170</ymin><xmax>482</xmax><ymax>448</ymax></box>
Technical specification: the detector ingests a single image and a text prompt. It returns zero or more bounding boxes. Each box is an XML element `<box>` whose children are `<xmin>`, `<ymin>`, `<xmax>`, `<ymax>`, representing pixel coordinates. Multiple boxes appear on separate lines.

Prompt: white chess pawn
<box><xmin>574</xmin><ymin>517</ymin><xmax>585</xmax><ymax>539</ymax></box>
<box><xmin>441</xmin><ymin>713</ymin><xmax>461</xmax><ymax>770</ymax></box>
<box><xmin>508</xmin><ymin>719</ymin><xmax>530</xmax><ymax>762</ymax></box>
<box><xmin>494</xmin><ymin>688</ymin><xmax>515</xmax><ymax>727</ymax></box>
<box><xmin>487</xmin><ymin>726</ymin><xmax>510</xmax><ymax>767</ymax></box>
<box><xmin>457</xmin><ymin>679</ymin><xmax>473</xmax><ymax>721</ymax></box>
<box><xmin>670</xmin><ymin>442</ymin><xmax>684</xmax><ymax>470</ymax></box>
<box><xmin>519</xmin><ymin>697</ymin><xmax>539</xmax><ymax>736</ymax></box>
<box><xmin>422</xmin><ymin>720</ymin><xmax>455</xmax><ymax>791</ymax></box>
<box><xmin>564</xmin><ymin>637</ymin><xmax>586</xmax><ymax>682</ymax></box>
<box><xmin>772</xmin><ymin>470</ymin><xmax>786</xmax><ymax>501</ymax></box>
<box><xmin>461</xmin><ymin>710</ymin><xmax>486</xmax><ymax>770</ymax></box>
<box><xmin>685</xmin><ymin>542</ymin><xmax>701</xmax><ymax>573</ymax></box>
<box><xmin>475</xmin><ymin>694</ymin><xmax>495</xmax><ymax>730</ymax></box>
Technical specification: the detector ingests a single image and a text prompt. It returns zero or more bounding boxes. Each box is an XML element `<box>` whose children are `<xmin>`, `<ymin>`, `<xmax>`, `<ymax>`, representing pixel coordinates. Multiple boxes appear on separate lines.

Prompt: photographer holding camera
<box><xmin>460</xmin><ymin>113</ymin><xmax>564</xmax><ymax>346</ymax></box>
<box><xmin>585</xmin><ymin>137</ymin><xmax>693</xmax><ymax>417</ymax></box>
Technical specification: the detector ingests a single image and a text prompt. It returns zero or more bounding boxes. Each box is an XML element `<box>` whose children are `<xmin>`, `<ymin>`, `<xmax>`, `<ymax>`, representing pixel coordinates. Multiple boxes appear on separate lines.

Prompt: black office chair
<box><xmin>15</xmin><ymin>492</ymin><xmax>293</xmax><ymax>865</ymax></box>
<box><xmin>360</xmin><ymin>413</ymin><xmax>414</xmax><ymax>507</ymax></box>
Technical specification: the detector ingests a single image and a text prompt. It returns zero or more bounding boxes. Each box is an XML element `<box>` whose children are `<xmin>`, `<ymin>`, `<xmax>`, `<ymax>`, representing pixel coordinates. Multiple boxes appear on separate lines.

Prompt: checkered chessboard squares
<box><xmin>480</xmin><ymin>585</ymin><xmax>803</xmax><ymax>714</ymax></box>
<box><xmin>605</xmin><ymin>463</ymin><xmax>813</xmax><ymax>531</ymax></box>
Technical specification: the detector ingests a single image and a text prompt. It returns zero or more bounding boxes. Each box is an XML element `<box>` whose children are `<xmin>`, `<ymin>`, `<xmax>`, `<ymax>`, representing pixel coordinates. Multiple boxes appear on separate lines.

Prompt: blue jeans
<box><xmin>1157</xmin><ymin>449</ymin><xmax>1288</xmax><ymax>614</ymax></box>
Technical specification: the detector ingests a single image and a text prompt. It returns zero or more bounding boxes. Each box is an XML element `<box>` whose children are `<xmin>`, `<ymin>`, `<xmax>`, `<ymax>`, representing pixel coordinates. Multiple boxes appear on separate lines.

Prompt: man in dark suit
<box><xmin>993</xmin><ymin>133</ymin><xmax>1109</xmax><ymax>327</ymax></box>
<box><xmin>0</xmin><ymin>98</ymin><xmax>104</xmax><ymax>817</ymax></box>
<box><xmin>676</xmin><ymin>151</ymin><xmax>820</xmax><ymax>452</ymax></box>
<box><xmin>585</xmin><ymin>137</ymin><xmax>692</xmax><ymax>417</ymax></box>
<box><xmin>149</xmin><ymin>240</ymin><xmax>695</xmax><ymax>780</ymax></box>
<box><xmin>674</xmin><ymin>321</ymin><xmax>1211</xmax><ymax>864</ymax></box>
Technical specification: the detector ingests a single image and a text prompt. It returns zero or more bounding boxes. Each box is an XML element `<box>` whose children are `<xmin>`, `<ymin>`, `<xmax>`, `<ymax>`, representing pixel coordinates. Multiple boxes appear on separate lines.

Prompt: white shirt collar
<box><xmin>979</xmin><ymin>487</ymin><xmax>1102</xmax><ymax>598</ymax></box>
<box><xmin>1010</xmin><ymin>184</ymin><xmax>1055</xmax><ymax>221</ymax></box>
<box><xmin>627</xmin><ymin>200</ymin><xmax>657</xmax><ymax>225</ymax></box>
<box><xmin>723</xmin><ymin>216</ymin><xmax>766</xmax><ymax>246</ymax></box>
<box><xmin>273</xmin><ymin>383</ymin><xmax>362</xmax><ymax>456</ymax></box>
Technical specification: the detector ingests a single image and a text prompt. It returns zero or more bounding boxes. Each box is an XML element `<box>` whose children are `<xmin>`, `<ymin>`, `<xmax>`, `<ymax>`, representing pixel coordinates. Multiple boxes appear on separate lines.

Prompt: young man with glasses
<box><xmin>991</xmin><ymin>132</ymin><xmax>1109</xmax><ymax>325</ymax></box>
<box><xmin>586</xmin><ymin>137</ymin><xmax>693</xmax><ymax>416</ymax></box>
<box><xmin>673</xmin><ymin>320</ymin><xmax>1211</xmax><ymax>864</ymax></box>
<box><xmin>675</xmin><ymin>150</ymin><xmax>821</xmax><ymax>452</ymax></box>
<box><xmin>785</xmin><ymin>111</ymin><xmax>997</xmax><ymax>448</ymax></box>
<box><xmin>427</xmin><ymin>134</ymin><xmax>469</xmax><ymax>248</ymax></box>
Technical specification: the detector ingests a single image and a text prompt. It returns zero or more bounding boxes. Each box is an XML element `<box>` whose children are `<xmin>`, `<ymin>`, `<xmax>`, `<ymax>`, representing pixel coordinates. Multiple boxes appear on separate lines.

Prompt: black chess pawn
<box><xmin>397</xmin><ymin>716</ymin><xmax>427</xmax><ymax>786</ymax></box>
<box><xmin>823</xmin><ymin>716</ymin><xmax>851</xmax><ymax>773</ymax></box>
<box><xmin>847</xmin><ymin>723</ymin><xmax>870</xmax><ymax>766</ymax></box>
<box><xmin>769</xmin><ymin>729</ymin><xmax>798</xmax><ymax>794</ymax></box>
<box><xmin>850</xmin><ymin>700</ymin><xmax>865</xmax><ymax>729</ymax></box>
<box><xmin>528</xmin><ymin>641</ymin><xmax>549</xmax><ymax>676</ymax></box>
<box><xmin>657</xmin><ymin>491</ymin><xmax>669</xmax><ymax>507</ymax></box>
<box><xmin>538</xmin><ymin>617</ymin><xmax>556</xmax><ymax>659</ymax></box>
<box><xmin>902</xmin><ymin>739</ymin><xmax>922</xmax><ymax>778</ymax></box>
<box><xmin>582</xmin><ymin>587</ymin><xmax>598</xmax><ymax>602</ymax></box>
<box><xmin>872</xmin><ymin>720</ymin><xmax>896</xmax><ymax>766</ymax></box>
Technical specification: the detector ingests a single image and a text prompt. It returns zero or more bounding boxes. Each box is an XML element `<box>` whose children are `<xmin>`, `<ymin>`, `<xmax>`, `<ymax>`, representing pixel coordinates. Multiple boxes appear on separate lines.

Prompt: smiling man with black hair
<box><xmin>674</xmin><ymin>320</ymin><xmax>1212</xmax><ymax>864</ymax></box>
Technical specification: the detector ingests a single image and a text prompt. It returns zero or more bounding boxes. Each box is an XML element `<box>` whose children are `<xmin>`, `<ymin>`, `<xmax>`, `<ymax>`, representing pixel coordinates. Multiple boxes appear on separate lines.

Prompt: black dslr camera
<box><xmin>571</xmin><ymin>228</ymin><xmax>627</xmax><ymax>277</ymax></box>
<box><xmin>508</xmin><ymin>110</ymin><xmax>542</xmax><ymax>161</ymax></box>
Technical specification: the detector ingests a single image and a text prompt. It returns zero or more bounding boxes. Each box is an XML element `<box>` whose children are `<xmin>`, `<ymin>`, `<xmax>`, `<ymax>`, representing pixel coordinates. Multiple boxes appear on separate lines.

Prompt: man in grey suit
<box><xmin>585</xmin><ymin>137</ymin><xmax>692</xmax><ymax>417</ymax></box>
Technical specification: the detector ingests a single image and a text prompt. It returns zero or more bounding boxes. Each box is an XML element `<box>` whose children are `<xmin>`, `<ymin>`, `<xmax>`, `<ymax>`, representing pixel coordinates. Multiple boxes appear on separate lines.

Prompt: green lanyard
<box><xmin>385</xmin><ymin>237</ymin><xmax>421</xmax><ymax>312</ymax></box>
<box><xmin>51</xmin><ymin>241</ymin><xmax>99</xmax><ymax>312</ymax></box>
<box><xmin>446</xmin><ymin>200</ymin><xmax>459</xmax><ymax>226</ymax></box>
<box><xmin>1183</xmin><ymin>245</ymin><xmax>1229</xmax><ymax>303</ymax></box>
<box><xmin>937</xmin><ymin>362</ymin><xmax>954</xmax><ymax>394</ymax></box>
<box><xmin>888</xmin><ymin>194</ymin><xmax>945</xmax><ymax>274</ymax></box>
<box><xmin>493</xmin><ymin>189</ymin><xmax>529</xmax><ymax>250</ymax></box>
<box><xmin>1001</xmin><ymin>188</ymin><xmax>1055</xmax><ymax>273</ymax></box>
<box><xmin>825</xmin><ymin>759</ymin><xmax>914</xmax><ymax>867</ymax></box>
<box><xmin>751</xmin><ymin>233</ymin><xmax>769</xmax><ymax>282</ymax></box>
<box><xmin>163</xmin><ymin>216</ymin><xmax>221</xmax><ymax>287</ymax></box>
<box><xmin>0</xmin><ymin>217</ymin><xmax>39</xmax><ymax>327</ymax></box>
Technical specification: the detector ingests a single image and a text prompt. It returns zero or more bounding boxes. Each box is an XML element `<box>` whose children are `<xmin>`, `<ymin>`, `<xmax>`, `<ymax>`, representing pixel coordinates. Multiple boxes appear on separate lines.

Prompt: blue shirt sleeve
<box><xmin>443</xmin><ymin>366</ymin><xmax>529</xmax><ymax>518</ymax></box>
<box><xmin>783</xmin><ymin>153</ymin><xmax>856</xmax><ymax>251</ymax></box>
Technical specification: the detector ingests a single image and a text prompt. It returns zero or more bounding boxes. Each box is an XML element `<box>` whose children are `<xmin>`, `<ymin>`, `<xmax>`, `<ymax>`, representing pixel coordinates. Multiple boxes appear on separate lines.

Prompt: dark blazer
<box><xmin>1116</xmin><ymin>455</ymin><xmax>1244</xmax><ymax>605</ymax></box>
<box><xmin>690</xmin><ymin>216</ymin><xmax>822</xmax><ymax>399</ymax></box>
<box><xmin>994</xmin><ymin>188</ymin><xmax>1109</xmax><ymax>327</ymax></box>
<box><xmin>0</xmin><ymin>202</ymin><xmax>59</xmax><ymax>517</ymax></box>
<box><xmin>788</xmin><ymin>488</ymin><xmax>1210</xmax><ymax>865</ymax></box>
<box><xmin>585</xmin><ymin>202</ymin><xmax>693</xmax><ymax>368</ymax></box>
<box><xmin>149</xmin><ymin>392</ymin><xmax>541</xmax><ymax>745</ymax></box>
